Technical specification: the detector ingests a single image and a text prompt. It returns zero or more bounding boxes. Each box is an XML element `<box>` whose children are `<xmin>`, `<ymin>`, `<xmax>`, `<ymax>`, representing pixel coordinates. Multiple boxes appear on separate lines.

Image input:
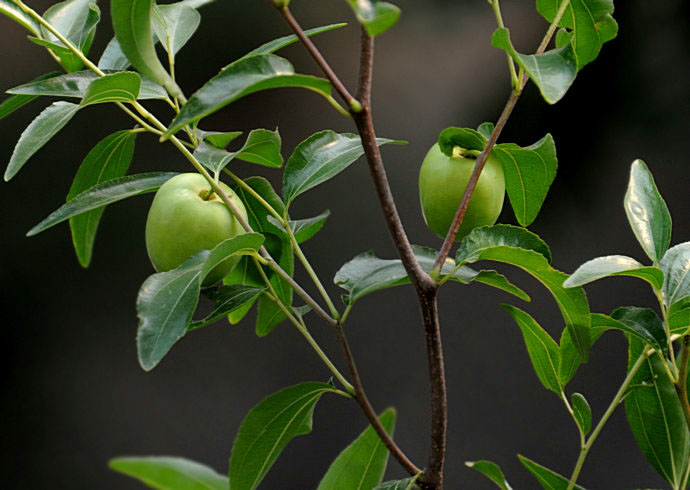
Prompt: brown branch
<box><xmin>334</xmin><ymin>322</ymin><xmax>423</xmax><ymax>476</ymax></box>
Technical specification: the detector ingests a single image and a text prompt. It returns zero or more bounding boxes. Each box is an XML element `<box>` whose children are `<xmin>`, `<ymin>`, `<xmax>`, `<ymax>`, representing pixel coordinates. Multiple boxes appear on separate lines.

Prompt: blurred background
<box><xmin>2</xmin><ymin>0</ymin><xmax>689</xmax><ymax>488</ymax></box>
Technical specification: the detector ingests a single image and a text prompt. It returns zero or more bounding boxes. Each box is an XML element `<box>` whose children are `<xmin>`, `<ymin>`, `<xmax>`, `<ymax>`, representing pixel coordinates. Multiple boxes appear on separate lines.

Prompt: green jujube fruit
<box><xmin>145</xmin><ymin>173</ymin><xmax>249</xmax><ymax>285</ymax></box>
<box><xmin>419</xmin><ymin>143</ymin><xmax>505</xmax><ymax>240</ymax></box>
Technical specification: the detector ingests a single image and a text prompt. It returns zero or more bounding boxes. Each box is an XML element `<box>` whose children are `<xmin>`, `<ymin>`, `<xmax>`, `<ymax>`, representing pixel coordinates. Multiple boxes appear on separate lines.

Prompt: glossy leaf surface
<box><xmin>465</xmin><ymin>460</ymin><xmax>512</xmax><ymax>490</ymax></box>
<box><xmin>80</xmin><ymin>71</ymin><xmax>141</xmax><ymax>105</ymax></box>
<box><xmin>194</xmin><ymin>129</ymin><xmax>282</xmax><ymax>173</ymax></box>
<box><xmin>659</xmin><ymin>242</ymin><xmax>690</xmax><ymax>308</ymax></box>
<box><xmin>0</xmin><ymin>0</ymin><xmax>41</xmax><ymax>35</ymax></box>
<box><xmin>42</xmin><ymin>0</ymin><xmax>100</xmax><ymax>72</ymax></box>
<box><xmin>109</xmin><ymin>456</ymin><xmax>228</xmax><ymax>490</ymax></box>
<box><xmin>611</xmin><ymin>307</ymin><xmax>668</xmax><ymax>356</ymax></box>
<box><xmin>373</xmin><ymin>476</ymin><xmax>421</xmax><ymax>490</ymax></box>
<box><xmin>191</xmin><ymin>285</ymin><xmax>264</xmax><ymax>330</ymax></box>
<box><xmin>518</xmin><ymin>455</ymin><xmax>585</xmax><ymax>489</ymax></box>
<box><xmin>0</xmin><ymin>72</ymin><xmax>60</xmax><ymax>121</ymax></box>
<box><xmin>345</xmin><ymin>0</ymin><xmax>400</xmax><ymax>37</ymax></box>
<box><xmin>152</xmin><ymin>3</ymin><xmax>200</xmax><ymax>56</ymax></box>
<box><xmin>564</xmin><ymin>255</ymin><xmax>664</xmax><ymax>290</ymax></box>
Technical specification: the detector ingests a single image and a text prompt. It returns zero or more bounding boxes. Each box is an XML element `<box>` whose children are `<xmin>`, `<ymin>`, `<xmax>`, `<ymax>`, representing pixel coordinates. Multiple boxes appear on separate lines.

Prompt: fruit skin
<box><xmin>145</xmin><ymin>173</ymin><xmax>248</xmax><ymax>285</ymax></box>
<box><xmin>419</xmin><ymin>143</ymin><xmax>505</xmax><ymax>241</ymax></box>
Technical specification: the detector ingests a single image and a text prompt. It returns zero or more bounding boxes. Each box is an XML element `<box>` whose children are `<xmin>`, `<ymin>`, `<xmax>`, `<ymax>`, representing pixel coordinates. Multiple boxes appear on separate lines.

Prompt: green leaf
<box><xmin>197</xmin><ymin>129</ymin><xmax>243</xmax><ymax>149</ymax></box>
<box><xmin>0</xmin><ymin>0</ymin><xmax>41</xmax><ymax>35</ymax></box>
<box><xmin>536</xmin><ymin>0</ymin><xmax>617</xmax><ymax>69</ymax></box>
<box><xmin>518</xmin><ymin>455</ymin><xmax>585</xmax><ymax>489</ymax></box>
<box><xmin>4</xmin><ymin>101</ymin><xmax>80</xmax><ymax>181</ymax></box>
<box><xmin>255</xmin><ymin>235</ymin><xmax>293</xmax><ymax>336</ymax></box>
<box><xmin>109</xmin><ymin>456</ymin><xmax>228</xmax><ymax>490</ymax></box>
<box><xmin>191</xmin><ymin>285</ymin><xmax>264</xmax><ymax>330</ymax></box>
<box><xmin>465</xmin><ymin>460</ymin><xmax>512</xmax><ymax>489</ymax></box>
<box><xmin>669</xmin><ymin>298</ymin><xmax>690</xmax><ymax>335</ymax></box>
<box><xmin>571</xmin><ymin>393</ymin><xmax>591</xmax><ymax>435</ymax></box>
<box><xmin>232</xmin><ymin>177</ymin><xmax>286</xmax><ymax>239</ymax></box>
<box><xmin>317</xmin><ymin>408</ymin><xmax>396</xmax><ymax>490</ymax></box>
<box><xmin>625</xmin><ymin>337</ymin><xmax>690</xmax><ymax>488</ymax></box>
<box><xmin>437</xmin><ymin>127</ymin><xmax>486</xmax><ymax>156</ymax></box>
<box><xmin>229</xmin><ymin>382</ymin><xmax>336</xmax><ymax>490</ymax></box>
<box><xmin>501</xmin><ymin>305</ymin><xmax>562</xmax><ymax>393</ymax></box>
<box><xmin>659</xmin><ymin>242</ymin><xmax>690</xmax><ymax>308</ymax></box>
<box><xmin>165</xmin><ymin>55</ymin><xmax>332</xmax><ymax>138</ymax></box>
<box><xmin>111</xmin><ymin>0</ymin><xmax>183</xmax><ymax>98</ymax></box>
<box><xmin>241</xmin><ymin>23</ymin><xmax>347</xmax><ymax>60</ymax></box>
<box><xmin>152</xmin><ymin>3</ymin><xmax>200</xmax><ymax>56</ymax></box>
<box><xmin>27</xmin><ymin>172</ymin><xmax>176</xmax><ymax>236</ymax></box>
<box><xmin>7</xmin><ymin>70</ymin><xmax>168</xmax><ymax>100</ymax></box>
<box><xmin>137</xmin><ymin>251</ymin><xmax>207</xmax><ymax>371</ymax></box>
<box><xmin>137</xmin><ymin>234</ymin><xmax>263</xmax><ymax>371</ymax></box>
<box><xmin>492</xmin><ymin>134</ymin><xmax>558</xmax><ymax>227</ymax></box>
<box><xmin>223</xmin><ymin>256</ymin><xmax>264</xmax><ymax>324</ymax></box>
<box><xmin>98</xmin><ymin>37</ymin><xmax>130</xmax><ymax>71</ymax></box>
<box><xmin>0</xmin><ymin>71</ymin><xmax>61</xmax><ymax>121</ymax></box>
<box><xmin>194</xmin><ymin>129</ymin><xmax>283</xmax><ymax>173</ymax></box>
<box><xmin>80</xmin><ymin>71</ymin><xmax>141</xmax><ymax>105</ymax></box>
<box><xmin>42</xmin><ymin>0</ymin><xmax>100</xmax><ymax>72</ymax></box>
<box><xmin>67</xmin><ymin>130</ymin><xmax>137</xmax><ymax>267</ymax></box>
<box><xmin>345</xmin><ymin>0</ymin><xmax>400</xmax><ymax>37</ymax></box>
<box><xmin>373</xmin><ymin>475</ymin><xmax>421</xmax><ymax>490</ymax></box>
<box><xmin>335</xmin><ymin>245</ymin><xmax>528</xmax><ymax>305</ymax></box>
<box><xmin>290</xmin><ymin>209</ymin><xmax>331</xmax><ymax>244</ymax></box>
<box><xmin>283</xmin><ymin>130</ymin><xmax>404</xmax><ymax>205</ymax></box>
<box><xmin>564</xmin><ymin>255</ymin><xmax>664</xmax><ymax>290</ymax></box>
<box><xmin>492</xmin><ymin>27</ymin><xmax>577</xmax><ymax>104</ymax></box>
<box><xmin>477</xmin><ymin>122</ymin><xmax>495</xmax><ymax>140</ymax></box>
<box><xmin>624</xmin><ymin>160</ymin><xmax>672</xmax><ymax>265</ymax></box>
<box><xmin>457</xmin><ymin>225</ymin><xmax>591</xmax><ymax>361</ymax></box>
<box><xmin>604</xmin><ymin>308</ymin><xmax>668</xmax><ymax>356</ymax></box>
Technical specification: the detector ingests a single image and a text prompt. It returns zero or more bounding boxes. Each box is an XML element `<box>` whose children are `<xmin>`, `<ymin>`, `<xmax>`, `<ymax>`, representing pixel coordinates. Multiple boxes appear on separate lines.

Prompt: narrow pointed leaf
<box><xmin>0</xmin><ymin>72</ymin><xmax>61</xmax><ymax>122</ymax></box>
<box><xmin>191</xmin><ymin>285</ymin><xmax>264</xmax><ymax>330</ymax></box>
<box><xmin>109</xmin><ymin>456</ymin><xmax>228</xmax><ymax>490</ymax></box>
<box><xmin>501</xmin><ymin>305</ymin><xmax>562</xmax><ymax>393</ymax></box>
<box><xmin>659</xmin><ymin>242</ymin><xmax>690</xmax><ymax>308</ymax></box>
<box><xmin>571</xmin><ymin>393</ymin><xmax>591</xmax><ymax>435</ymax></box>
<box><xmin>241</xmin><ymin>23</ymin><xmax>347</xmax><ymax>60</ymax></box>
<box><xmin>80</xmin><ymin>71</ymin><xmax>141</xmax><ymax>105</ymax></box>
<box><xmin>493</xmin><ymin>134</ymin><xmax>558</xmax><ymax>226</ymax></box>
<box><xmin>196</xmin><ymin>129</ymin><xmax>283</xmax><ymax>173</ymax></box>
<box><xmin>625</xmin><ymin>338</ymin><xmax>690</xmax><ymax>487</ymax></box>
<box><xmin>317</xmin><ymin>408</ymin><xmax>396</xmax><ymax>490</ymax></box>
<box><xmin>42</xmin><ymin>0</ymin><xmax>100</xmax><ymax>72</ymax></box>
<box><xmin>4</xmin><ymin>101</ymin><xmax>80</xmax><ymax>181</ymax></box>
<box><xmin>345</xmin><ymin>0</ymin><xmax>400</xmax><ymax>37</ymax></box>
<box><xmin>8</xmin><ymin>70</ymin><xmax>168</xmax><ymax>100</ymax></box>
<box><xmin>67</xmin><ymin>130</ymin><xmax>137</xmax><ymax>267</ymax></box>
<box><xmin>111</xmin><ymin>0</ymin><xmax>183</xmax><ymax>98</ymax></box>
<box><xmin>537</xmin><ymin>0</ymin><xmax>617</xmax><ymax>69</ymax></box>
<box><xmin>229</xmin><ymin>382</ymin><xmax>336</xmax><ymax>490</ymax></box>
<box><xmin>283</xmin><ymin>131</ymin><xmax>404</xmax><ymax>205</ymax></box>
<box><xmin>137</xmin><ymin>252</ymin><xmax>207</xmax><ymax>371</ymax></box>
<box><xmin>518</xmin><ymin>455</ymin><xmax>586</xmax><ymax>489</ymax></box>
<box><xmin>492</xmin><ymin>28</ymin><xmax>577</xmax><ymax>104</ymax></box>
<box><xmin>624</xmin><ymin>160</ymin><xmax>671</xmax><ymax>264</ymax></box>
<box><xmin>0</xmin><ymin>0</ymin><xmax>41</xmax><ymax>35</ymax></box>
<box><xmin>282</xmin><ymin>209</ymin><xmax>330</xmax><ymax>244</ymax></box>
<box><xmin>28</xmin><ymin>173</ymin><xmax>177</xmax><ymax>236</ymax></box>
<box><xmin>165</xmin><ymin>55</ymin><xmax>331</xmax><ymax>138</ymax></box>
<box><xmin>564</xmin><ymin>255</ymin><xmax>664</xmax><ymax>290</ymax></box>
<box><xmin>465</xmin><ymin>460</ymin><xmax>512</xmax><ymax>490</ymax></box>
<box><xmin>152</xmin><ymin>4</ymin><xmax>200</xmax><ymax>56</ymax></box>
<box><xmin>457</xmin><ymin>225</ymin><xmax>590</xmax><ymax>361</ymax></box>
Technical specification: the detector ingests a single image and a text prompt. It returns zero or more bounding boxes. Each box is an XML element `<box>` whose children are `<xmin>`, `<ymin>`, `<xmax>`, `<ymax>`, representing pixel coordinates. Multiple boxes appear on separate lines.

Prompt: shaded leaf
<box><xmin>0</xmin><ymin>72</ymin><xmax>60</xmax><ymax>122</ymax></box>
<box><xmin>659</xmin><ymin>242</ymin><xmax>690</xmax><ymax>308</ymax></box>
<box><xmin>571</xmin><ymin>393</ymin><xmax>591</xmax><ymax>435</ymax></box>
<box><xmin>4</xmin><ymin>101</ymin><xmax>80</xmax><ymax>181</ymax></box>
<box><xmin>477</xmin><ymin>122</ymin><xmax>495</xmax><ymax>140</ymax></box>
<box><xmin>564</xmin><ymin>255</ymin><xmax>664</xmax><ymax>290</ymax></box>
<box><xmin>465</xmin><ymin>460</ymin><xmax>512</xmax><ymax>490</ymax></box>
<box><xmin>28</xmin><ymin>173</ymin><xmax>177</xmax><ymax>236</ymax></box>
<box><xmin>345</xmin><ymin>0</ymin><xmax>400</xmax><ymax>37</ymax></box>
<box><xmin>42</xmin><ymin>0</ymin><xmax>100</xmax><ymax>72</ymax></box>
<box><xmin>111</xmin><ymin>0</ymin><xmax>183</xmax><ymax>98</ymax></box>
<box><xmin>502</xmin><ymin>304</ymin><xmax>562</xmax><ymax>393</ymax></box>
<box><xmin>98</xmin><ymin>37</ymin><xmax>130</xmax><ymax>71</ymax></box>
<box><xmin>493</xmin><ymin>134</ymin><xmax>558</xmax><ymax>226</ymax></box>
<box><xmin>457</xmin><ymin>225</ymin><xmax>590</xmax><ymax>361</ymax></box>
<box><xmin>152</xmin><ymin>3</ymin><xmax>200</xmax><ymax>56</ymax></box>
<box><xmin>67</xmin><ymin>130</ymin><xmax>137</xmax><ymax>267</ymax></box>
<box><xmin>373</xmin><ymin>475</ymin><xmax>421</xmax><ymax>490</ymax></box>
<box><xmin>518</xmin><ymin>455</ymin><xmax>585</xmax><ymax>489</ymax></box>
<box><xmin>318</xmin><ymin>408</ymin><xmax>396</xmax><ymax>490</ymax></box>
<box><xmin>437</xmin><ymin>127</ymin><xmax>486</xmax><ymax>156</ymax></box>
<box><xmin>492</xmin><ymin>27</ymin><xmax>577</xmax><ymax>104</ymax></box>
<box><xmin>165</xmin><ymin>55</ymin><xmax>331</xmax><ymax>138</ymax></box>
<box><xmin>229</xmin><ymin>382</ymin><xmax>336</xmax><ymax>490</ymax></box>
<box><xmin>625</xmin><ymin>337</ymin><xmax>690</xmax><ymax>488</ymax></box>
<box><xmin>191</xmin><ymin>285</ymin><xmax>264</xmax><ymax>330</ymax></box>
<box><xmin>195</xmin><ymin>129</ymin><xmax>283</xmax><ymax>173</ymax></box>
<box><xmin>289</xmin><ymin>209</ymin><xmax>330</xmax><ymax>244</ymax></box>
<box><xmin>0</xmin><ymin>0</ymin><xmax>41</xmax><ymax>35</ymax></box>
<box><xmin>624</xmin><ymin>160</ymin><xmax>671</xmax><ymax>265</ymax></box>
<box><xmin>669</xmin><ymin>298</ymin><xmax>690</xmax><ymax>335</ymax></box>
<box><xmin>109</xmin><ymin>456</ymin><xmax>228</xmax><ymax>490</ymax></box>
<box><xmin>283</xmin><ymin>130</ymin><xmax>403</xmax><ymax>205</ymax></box>
<box><xmin>7</xmin><ymin>69</ymin><xmax>168</xmax><ymax>100</ymax></box>
<box><xmin>80</xmin><ymin>71</ymin><xmax>141</xmax><ymax>105</ymax></box>
<box><xmin>611</xmin><ymin>307</ymin><xmax>668</xmax><ymax>356</ymax></box>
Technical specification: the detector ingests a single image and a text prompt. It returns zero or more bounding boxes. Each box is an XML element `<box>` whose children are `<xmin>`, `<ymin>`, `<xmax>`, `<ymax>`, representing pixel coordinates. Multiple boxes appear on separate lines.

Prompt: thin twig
<box><xmin>432</xmin><ymin>0</ymin><xmax>573</xmax><ymax>271</ymax></box>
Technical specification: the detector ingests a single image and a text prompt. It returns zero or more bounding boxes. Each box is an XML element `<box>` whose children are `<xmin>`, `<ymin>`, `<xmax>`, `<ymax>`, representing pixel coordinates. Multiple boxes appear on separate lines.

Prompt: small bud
<box><xmin>272</xmin><ymin>0</ymin><xmax>290</xmax><ymax>8</ymax></box>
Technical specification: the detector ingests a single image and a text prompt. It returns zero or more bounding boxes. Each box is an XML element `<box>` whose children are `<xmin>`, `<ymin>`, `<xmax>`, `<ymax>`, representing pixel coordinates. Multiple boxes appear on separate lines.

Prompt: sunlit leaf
<box><xmin>152</xmin><ymin>3</ymin><xmax>200</xmax><ymax>56</ymax></box>
<box><xmin>109</xmin><ymin>456</ymin><xmax>228</xmax><ymax>490</ymax></box>
<box><xmin>0</xmin><ymin>0</ymin><xmax>41</xmax><ymax>35</ymax></box>
<box><xmin>564</xmin><ymin>255</ymin><xmax>664</xmax><ymax>290</ymax></box>
<box><xmin>659</xmin><ymin>242</ymin><xmax>690</xmax><ymax>308</ymax></box>
<box><xmin>465</xmin><ymin>460</ymin><xmax>512</xmax><ymax>490</ymax></box>
<box><xmin>80</xmin><ymin>71</ymin><xmax>141</xmax><ymax>105</ymax></box>
<box><xmin>518</xmin><ymin>455</ymin><xmax>585</xmax><ymax>489</ymax></box>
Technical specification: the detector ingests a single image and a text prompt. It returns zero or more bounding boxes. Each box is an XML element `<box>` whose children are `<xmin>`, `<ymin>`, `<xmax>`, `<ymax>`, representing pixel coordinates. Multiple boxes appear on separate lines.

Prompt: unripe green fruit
<box><xmin>419</xmin><ymin>143</ymin><xmax>505</xmax><ymax>241</ymax></box>
<box><xmin>145</xmin><ymin>173</ymin><xmax>249</xmax><ymax>286</ymax></box>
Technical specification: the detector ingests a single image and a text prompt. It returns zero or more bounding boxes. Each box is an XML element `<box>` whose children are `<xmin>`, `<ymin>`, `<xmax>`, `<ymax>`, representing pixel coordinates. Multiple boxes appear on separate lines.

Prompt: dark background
<box><xmin>2</xmin><ymin>0</ymin><xmax>689</xmax><ymax>488</ymax></box>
